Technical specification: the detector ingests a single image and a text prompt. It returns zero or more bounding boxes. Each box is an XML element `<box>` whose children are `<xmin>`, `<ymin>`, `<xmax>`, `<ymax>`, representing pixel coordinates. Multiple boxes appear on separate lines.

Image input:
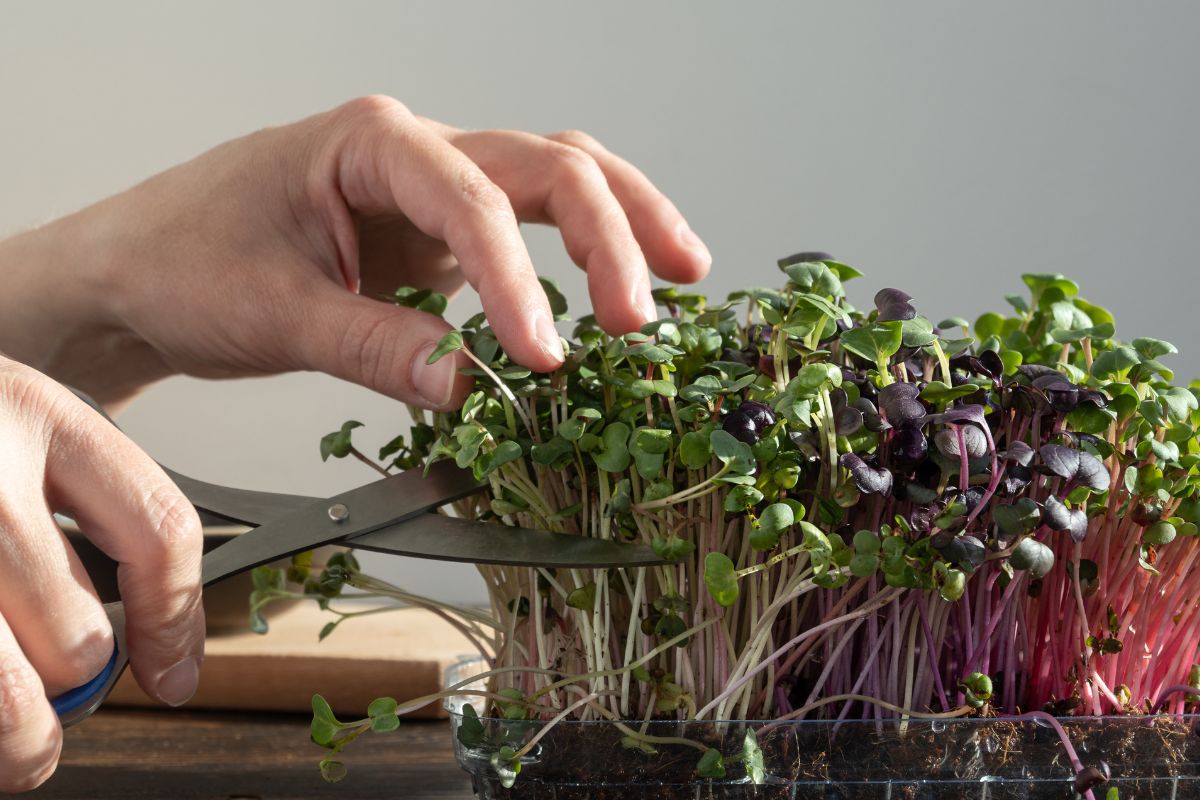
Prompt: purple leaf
<box><xmin>853</xmin><ymin>397</ymin><xmax>889</xmax><ymax>432</ymax></box>
<box><xmin>940</xmin><ymin>404</ymin><xmax>988</xmax><ymax>428</ymax></box>
<box><xmin>1039</xmin><ymin>444</ymin><xmax>1111</xmax><ymax>492</ymax></box>
<box><xmin>1033</xmin><ymin>374</ymin><xmax>1082</xmax><ymax>412</ymax></box>
<box><xmin>934</xmin><ymin>426</ymin><xmax>988</xmax><ymax>459</ymax></box>
<box><xmin>892</xmin><ymin>423</ymin><xmax>929</xmax><ymax>465</ymax></box>
<box><xmin>878</xmin><ymin>382</ymin><xmax>926</xmax><ymax>426</ymax></box>
<box><xmin>1004</xmin><ymin>441</ymin><xmax>1035</xmax><ymax>466</ymax></box>
<box><xmin>1043</xmin><ymin>496</ymin><xmax>1090</xmax><ymax>543</ymax></box>
<box><xmin>839</xmin><ymin>452</ymin><xmax>893</xmax><ymax>496</ymax></box>
<box><xmin>1017</xmin><ymin>364</ymin><xmax>1061</xmax><ymax>381</ymax></box>
<box><xmin>874</xmin><ymin>288</ymin><xmax>917</xmax><ymax>322</ymax></box>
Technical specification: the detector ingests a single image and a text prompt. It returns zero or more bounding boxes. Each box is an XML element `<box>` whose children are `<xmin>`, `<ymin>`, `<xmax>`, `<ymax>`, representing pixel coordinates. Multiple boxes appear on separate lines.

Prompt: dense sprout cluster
<box><xmin>287</xmin><ymin>255</ymin><xmax>1200</xmax><ymax>791</ymax></box>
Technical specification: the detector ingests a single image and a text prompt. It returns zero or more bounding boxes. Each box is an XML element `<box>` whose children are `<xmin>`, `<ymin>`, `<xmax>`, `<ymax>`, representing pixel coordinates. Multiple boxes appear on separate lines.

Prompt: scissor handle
<box><xmin>52</xmin><ymin>601</ymin><xmax>130</xmax><ymax>728</ymax></box>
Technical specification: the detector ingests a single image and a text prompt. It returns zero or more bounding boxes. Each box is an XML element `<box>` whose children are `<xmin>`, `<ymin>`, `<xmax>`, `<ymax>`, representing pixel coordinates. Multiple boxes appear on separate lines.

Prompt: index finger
<box><xmin>323</xmin><ymin>96</ymin><xmax>563</xmax><ymax>372</ymax></box>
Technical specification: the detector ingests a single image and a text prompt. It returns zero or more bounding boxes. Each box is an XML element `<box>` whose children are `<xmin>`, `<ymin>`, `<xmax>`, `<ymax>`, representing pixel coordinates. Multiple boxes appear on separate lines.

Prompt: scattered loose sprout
<box><xmin>254</xmin><ymin>255</ymin><xmax>1200</xmax><ymax>795</ymax></box>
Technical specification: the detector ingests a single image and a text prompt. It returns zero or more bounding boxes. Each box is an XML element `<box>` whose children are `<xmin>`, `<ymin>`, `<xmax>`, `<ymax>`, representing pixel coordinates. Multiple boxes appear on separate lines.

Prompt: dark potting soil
<box><xmin>460</xmin><ymin>716</ymin><xmax>1200</xmax><ymax>799</ymax></box>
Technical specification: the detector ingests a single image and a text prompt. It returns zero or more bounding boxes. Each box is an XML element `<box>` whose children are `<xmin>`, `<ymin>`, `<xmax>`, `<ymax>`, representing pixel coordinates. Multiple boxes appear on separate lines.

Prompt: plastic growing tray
<box><xmin>444</xmin><ymin>661</ymin><xmax>1200</xmax><ymax>799</ymax></box>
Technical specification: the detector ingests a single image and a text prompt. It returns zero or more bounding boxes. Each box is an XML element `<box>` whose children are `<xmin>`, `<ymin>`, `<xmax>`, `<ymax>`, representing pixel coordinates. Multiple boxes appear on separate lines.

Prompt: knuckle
<box><xmin>546</xmin><ymin>142</ymin><xmax>605</xmax><ymax>188</ymax></box>
<box><xmin>549</xmin><ymin>129</ymin><xmax>601</xmax><ymax>151</ymax></box>
<box><xmin>456</xmin><ymin>169</ymin><xmax>511</xmax><ymax>216</ymax></box>
<box><xmin>140</xmin><ymin>484</ymin><xmax>202</xmax><ymax>562</ymax></box>
<box><xmin>338</xmin><ymin>94</ymin><xmax>412</xmax><ymax>125</ymax></box>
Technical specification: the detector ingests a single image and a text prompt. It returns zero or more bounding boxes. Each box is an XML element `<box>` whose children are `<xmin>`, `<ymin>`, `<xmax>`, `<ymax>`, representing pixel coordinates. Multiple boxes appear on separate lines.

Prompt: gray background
<box><xmin>2</xmin><ymin>2</ymin><xmax>1197</xmax><ymax>605</ymax></box>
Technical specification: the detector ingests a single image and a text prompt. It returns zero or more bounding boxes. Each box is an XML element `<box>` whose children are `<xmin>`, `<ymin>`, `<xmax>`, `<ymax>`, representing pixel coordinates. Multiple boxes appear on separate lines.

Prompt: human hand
<box><xmin>0</xmin><ymin>358</ymin><xmax>204</xmax><ymax>792</ymax></box>
<box><xmin>1</xmin><ymin>96</ymin><xmax>710</xmax><ymax>409</ymax></box>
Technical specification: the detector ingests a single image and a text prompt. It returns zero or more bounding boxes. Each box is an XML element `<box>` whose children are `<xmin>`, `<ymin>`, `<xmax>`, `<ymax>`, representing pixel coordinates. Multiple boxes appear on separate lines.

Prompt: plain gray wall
<box><xmin>2</xmin><ymin>2</ymin><xmax>1198</xmax><ymax>605</ymax></box>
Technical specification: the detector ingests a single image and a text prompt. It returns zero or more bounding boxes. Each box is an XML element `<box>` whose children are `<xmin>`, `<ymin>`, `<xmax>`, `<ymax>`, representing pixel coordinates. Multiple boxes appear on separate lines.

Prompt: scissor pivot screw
<box><xmin>328</xmin><ymin>503</ymin><xmax>350</xmax><ymax>522</ymax></box>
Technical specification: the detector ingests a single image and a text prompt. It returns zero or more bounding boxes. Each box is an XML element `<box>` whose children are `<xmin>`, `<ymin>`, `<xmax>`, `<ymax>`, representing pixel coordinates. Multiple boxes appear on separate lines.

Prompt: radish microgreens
<box><xmin>254</xmin><ymin>256</ymin><xmax>1200</xmax><ymax>796</ymax></box>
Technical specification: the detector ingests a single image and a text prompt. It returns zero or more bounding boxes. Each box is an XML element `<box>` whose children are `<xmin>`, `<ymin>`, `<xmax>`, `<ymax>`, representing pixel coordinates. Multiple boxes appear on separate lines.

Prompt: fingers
<box><xmin>544</xmin><ymin>130</ymin><xmax>712</xmax><ymax>285</ymax></box>
<box><xmin>0</xmin><ymin>492</ymin><xmax>112</xmax><ymax>696</ymax></box>
<box><xmin>447</xmin><ymin>129</ymin><xmax>656</xmax><ymax>333</ymax></box>
<box><xmin>38</xmin><ymin>381</ymin><xmax>205</xmax><ymax>708</ymax></box>
<box><xmin>288</xmin><ymin>281</ymin><xmax>474</xmax><ymax>410</ymax></box>
<box><xmin>0</xmin><ymin>614</ymin><xmax>61</xmax><ymax>793</ymax></box>
<box><xmin>421</xmin><ymin>117</ymin><xmax>711</xmax><ymax>288</ymax></box>
<box><xmin>327</xmin><ymin>96</ymin><xmax>562</xmax><ymax>372</ymax></box>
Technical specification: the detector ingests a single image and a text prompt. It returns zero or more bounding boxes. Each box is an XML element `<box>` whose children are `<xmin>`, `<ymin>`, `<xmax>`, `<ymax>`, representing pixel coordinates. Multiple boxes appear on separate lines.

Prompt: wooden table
<box><xmin>31</xmin><ymin>708</ymin><xmax>474</xmax><ymax>799</ymax></box>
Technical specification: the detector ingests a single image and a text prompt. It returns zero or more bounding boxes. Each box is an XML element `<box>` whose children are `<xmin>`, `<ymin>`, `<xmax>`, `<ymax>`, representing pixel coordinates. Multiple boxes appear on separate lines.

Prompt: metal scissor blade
<box><xmin>347</xmin><ymin>514</ymin><xmax>666</xmax><ymax>568</ymax></box>
<box><xmin>160</xmin><ymin>466</ymin><xmax>320</xmax><ymax>527</ymax></box>
<box><xmin>200</xmin><ymin>461</ymin><xmax>484</xmax><ymax>586</ymax></box>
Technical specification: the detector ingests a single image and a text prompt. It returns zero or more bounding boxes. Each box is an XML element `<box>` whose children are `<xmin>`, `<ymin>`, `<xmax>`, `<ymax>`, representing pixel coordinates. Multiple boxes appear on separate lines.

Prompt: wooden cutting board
<box><xmin>108</xmin><ymin>603</ymin><xmax>485</xmax><ymax>719</ymax></box>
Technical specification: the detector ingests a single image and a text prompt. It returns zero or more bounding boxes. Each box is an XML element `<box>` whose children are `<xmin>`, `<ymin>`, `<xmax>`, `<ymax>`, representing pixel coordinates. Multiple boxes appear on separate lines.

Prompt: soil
<box><xmin>459</xmin><ymin>716</ymin><xmax>1200</xmax><ymax>799</ymax></box>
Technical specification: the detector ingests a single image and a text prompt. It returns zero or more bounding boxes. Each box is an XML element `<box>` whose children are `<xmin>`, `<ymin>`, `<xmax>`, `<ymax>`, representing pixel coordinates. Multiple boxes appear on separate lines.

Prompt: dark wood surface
<box><xmin>31</xmin><ymin>708</ymin><xmax>474</xmax><ymax>799</ymax></box>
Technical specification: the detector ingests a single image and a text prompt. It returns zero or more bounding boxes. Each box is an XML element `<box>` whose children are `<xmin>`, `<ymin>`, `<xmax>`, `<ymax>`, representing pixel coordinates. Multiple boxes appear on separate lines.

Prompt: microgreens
<box><xmin>253</xmin><ymin>253</ymin><xmax>1200</xmax><ymax>795</ymax></box>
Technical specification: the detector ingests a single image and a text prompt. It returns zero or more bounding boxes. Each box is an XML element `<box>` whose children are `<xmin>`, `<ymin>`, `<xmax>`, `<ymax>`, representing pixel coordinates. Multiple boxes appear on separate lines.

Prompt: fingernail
<box><xmin>155</xmin><ymin>655</ymin><xmax>200</xmax><ymax>707</ymax></box>
<box><xmin>677</xmin><ymin>223</ymin><xmax>712</xmax><ymax>265</ymax></box>
<box><xmin>637</xmin><ymin>288</ymin><xmax>657</xmax><ymax>325</ymax></box>
<box><xmin>413</xmin><ymin>342</ymin><xmax>459</xmax><ymax>407</ymax></box>
<box><xmin>536</xmin><ymin>317</ymin><xmax>563</xmax><ymax>364</ymax></box>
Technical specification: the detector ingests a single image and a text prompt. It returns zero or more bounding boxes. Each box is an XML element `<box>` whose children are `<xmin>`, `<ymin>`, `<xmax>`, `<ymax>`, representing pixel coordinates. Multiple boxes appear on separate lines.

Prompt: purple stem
<box><xmin>962</xmin><ymin>571</ymin><xmax>1024</xmax><ymax>677</ymax></box>
<box><xmin>915</xmin><ymin>596</ymin><xmax>951</xmax><ymax>711</ymax></box>
<box><xmin>1014</xmin><ymin>711</ymin><xmax>1093</xmax><ymax>800</ymax></box>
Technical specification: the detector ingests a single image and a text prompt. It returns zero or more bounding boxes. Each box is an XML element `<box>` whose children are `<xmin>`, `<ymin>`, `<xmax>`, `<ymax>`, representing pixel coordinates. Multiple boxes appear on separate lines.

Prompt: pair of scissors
<box><xmin>51</xmin><ymin>389</ymin><xmax>664</xmax><ymax>728</ymax></box>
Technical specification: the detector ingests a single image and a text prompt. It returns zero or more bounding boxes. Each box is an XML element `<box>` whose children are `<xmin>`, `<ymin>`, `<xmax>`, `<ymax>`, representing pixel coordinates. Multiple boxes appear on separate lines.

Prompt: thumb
<box><xmin>293</xmin><ymin>284</ymin><xmax>473</xmax><ymax>410</ymax></box>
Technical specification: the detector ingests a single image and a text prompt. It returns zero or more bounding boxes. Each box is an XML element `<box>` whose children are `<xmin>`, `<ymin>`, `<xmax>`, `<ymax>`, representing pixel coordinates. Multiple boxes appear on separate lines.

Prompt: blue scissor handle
<box><xmin>51</xmin><ymin>646</ymin><xmax>119</xmax><ymax>717</ymax></box>
<box><xmin>53</xmin><ymin>601</ymin><xmax>131</xmax><ymax>728</ymax></box>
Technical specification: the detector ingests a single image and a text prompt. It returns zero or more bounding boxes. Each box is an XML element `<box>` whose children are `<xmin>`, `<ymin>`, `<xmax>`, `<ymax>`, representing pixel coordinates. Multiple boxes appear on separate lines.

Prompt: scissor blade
<box><xmin>161</xmin><ymin>466</ymin><xmax>320</xmax><ymax>527</ymax></box>
<box><xmin>200</xmin><ymin>461</ymin><xmax>484</xmax><ymax>586</ymax></box>
<box><xmin>346</xmin><ymin>514</ymin><xmax>666</xmax><ymax>568</ymax></box>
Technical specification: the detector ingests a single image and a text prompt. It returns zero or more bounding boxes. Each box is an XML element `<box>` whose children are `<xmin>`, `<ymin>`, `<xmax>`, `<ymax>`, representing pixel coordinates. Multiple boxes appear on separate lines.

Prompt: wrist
<box><xmin>0</xmin><ymin>203</ymin><xmax>171</xmax><ymax>408</ymax></box>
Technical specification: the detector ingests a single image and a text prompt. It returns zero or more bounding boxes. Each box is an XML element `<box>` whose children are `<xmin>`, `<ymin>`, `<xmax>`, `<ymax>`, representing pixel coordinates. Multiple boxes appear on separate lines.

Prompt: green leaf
<box><xmin>426</xmin><ymin>331</ymin><xmax>464</xmax><ymax>364</ymax></box>
<box><xmin>709</xmin><ymin>429</ymin><xmax>754</xmax><ymax>473</ymax></box>
<box><xmin>484</xmin><ymin>441</ymin><xmax>523</xmax><ymax>474</ymax></box>
<box><xmin>900</xmin><ymin>316</ymin><xmax>937</xmax><ymax>348</ymax></box>
<box><xmin>566</xmin><ymin>582</ymin><xmax>597</xmax><ymax>611</ymax></box>
<box><xmin>319</xmin><ymin>420</ymin><xmax>364</xmax><ymax>461</ymax></box>
<box><xmin>319</xmin><ymin>757</ymin><xmax>348</xmax><ymax>783</ymax></box>
<box><xmin>593</xmin><ymin>422</ymin><xmax>632</xmax><ymax>472</ymax></box>
<box><xmin>310</xmin><ymin>694</ymin><xmax>340</xmax><ymax>747</ymax></box>
<box><xmin>539</xmin><ymin>277</ymin><xmax>569</xmax><ymax>317</ymax></box>
<box><xmin>743</xmin><ymin>729</ymin><xmax>765</xmax><ymax>784</ymax></box>
<box><xmin>1010</xmin><ymin>537</ymin><xmax>1055</xmax><ymax>578</ymax></box>
<box><xmin>974</xmin><ymin>312</ymin><xmax>1006</xmax><ymax>341</ymax></box>
<box><xmin>839</xmin><ymin>321</ymin><xmax>904</xmax><ymax>364</ymax></box>
<box><xmin>696</xmin><ymin>748</ymin><xmax>727</xmax><ymax>779</ymax></box>
<box><xmin>993</xmin><ymin>498</ymin><xmax>1042</xmax><ymax>535</ymax></box>
<box><xmin>1161</xmin><ymin>387</ymin><xmax>1198</xmax><ymax>423</ymax></box>
<box><xmin>781</xmin><ymin>261</ymin><xmax>844</xmax><ymax>297</ymax></box>
<box><xmin>652</xmin><ymin>535</ymin><xmax>696</xmax><ymax>562</ymax></box>
<box><xmin>1049</xmin><ymin>300</ymin><xmax>1092</xmax><ymax>331</ymax></box>
<box><xmin>724</xmin><ymin>484</ymin><xmax>765</xmax><ymax>511</ymax></box>
<box><xmin>368</xmin><ymin>696</ymin><xmax>398</xmax><ymax>719</ymax></box>
<box><xmin>1022</xmin><ymin>273</ymin><xmax>1079</xmax><ymax>301</ymax></box>
<box><xmin>1133</xmin><ymin>337</ymin><xmax>1177</xmax><ymax>360</ymax></box>
<box><xmin>679</xmin><ymin>430</ymin><xmax>713</xmax><ymax>469</ymax></box>
<box><xmin>853</xmin><ymin>530</ymin><xmax>881</xmax><ymax>555</ymax></box>
<box><xmin>849</xmin><ymin>553</ymin><xmax>879</xmax><ymax>578</ymax></box>
<box><xmin>456</xmin><ymin>703</ymin><xmax>485</xmax><ymax>748</ymax></box>
<box><xmin>750</xmin><ymin>503</ymin><xmax>794</xmax><ymax>551</ymax></box>
<box><xmin>704</xmin><ymin>552</ymin><xmax>739</xmax><ymax>607</ymax></box>
<box><xmin>921</xmin><ymin>381</ymin><xmax>980</xmax><ymax>406</ymax></box>
<box><xmin>1091</xmin><ymin>346</ymin><xmax>1140</xmax><ymax>379</ymax></box>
